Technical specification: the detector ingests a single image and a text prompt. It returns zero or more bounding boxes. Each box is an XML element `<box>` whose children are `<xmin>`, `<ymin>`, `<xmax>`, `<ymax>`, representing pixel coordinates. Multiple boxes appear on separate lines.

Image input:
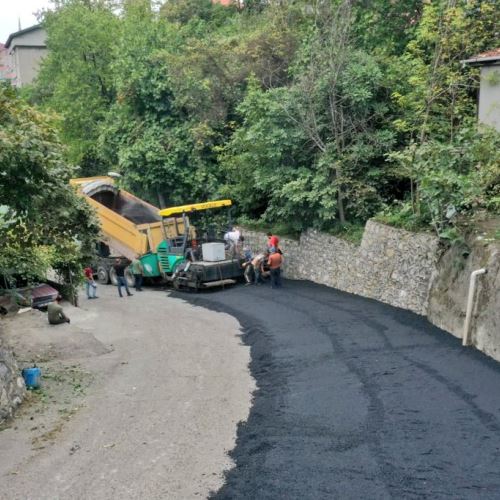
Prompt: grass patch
<box><xmin>239</xmin><ymin>218</ymin><xmax>365</xmax><ymax>245</ymax></box>
<box><xmin>238</xmin><ymin>218</ymin><xmax>301</xmax><ymax>240</ymax></box>
<box><xmin>373</xmin><ymin>212</ymin><xmax>429</xmax><ymax>233</ymax></box>
<box><xmin>325</xmin><ymin>223</ymin><xmax>365</xmax><ymax>245</ymax></box>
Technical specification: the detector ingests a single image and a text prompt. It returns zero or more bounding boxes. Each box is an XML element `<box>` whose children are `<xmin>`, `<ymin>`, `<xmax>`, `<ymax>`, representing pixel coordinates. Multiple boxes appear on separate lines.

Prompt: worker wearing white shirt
<box><xmin>224</xmin><ymin>227</ymin><xmax>241</xmax><ymax>244</ymax></box>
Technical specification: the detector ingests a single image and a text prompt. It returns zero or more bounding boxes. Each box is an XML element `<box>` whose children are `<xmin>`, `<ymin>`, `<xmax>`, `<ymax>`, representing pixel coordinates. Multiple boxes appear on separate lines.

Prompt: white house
<box><xmin>464</xmin><ymin>49</ymin><xmax>500</xmax><ymax>132</ymax></box>
<box><xmin>5</xmin><ymin>25</ymin><xmax>47</xmax><ymax>87</ymax></box>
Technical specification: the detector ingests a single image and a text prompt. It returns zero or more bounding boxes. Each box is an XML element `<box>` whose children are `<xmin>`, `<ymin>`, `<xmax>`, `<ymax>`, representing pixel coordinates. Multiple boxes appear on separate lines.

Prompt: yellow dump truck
<box><xmin>71</xmin><ymin>177</ymin><xmax>189</xmax><ymax>284</ymax></box>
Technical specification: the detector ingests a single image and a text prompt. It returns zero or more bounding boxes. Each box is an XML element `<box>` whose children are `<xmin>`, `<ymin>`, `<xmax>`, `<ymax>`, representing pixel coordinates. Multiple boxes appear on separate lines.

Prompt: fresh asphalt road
<box><xmin>178</xmin><ymin>280</ymin><xmax>500</xmax><ymax>500</ymax></box>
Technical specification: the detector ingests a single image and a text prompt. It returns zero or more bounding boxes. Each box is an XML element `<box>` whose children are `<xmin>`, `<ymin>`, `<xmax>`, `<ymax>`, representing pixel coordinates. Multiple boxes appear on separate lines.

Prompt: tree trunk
<box><xmin>157</xmin><ymin>190</ymin><xmax>166</xmax><ymax>209</ymax></box>
<box><xmin>336</xmin><ymin>167</ymin><xmax>346</xmax><ymax>224</ymax></box>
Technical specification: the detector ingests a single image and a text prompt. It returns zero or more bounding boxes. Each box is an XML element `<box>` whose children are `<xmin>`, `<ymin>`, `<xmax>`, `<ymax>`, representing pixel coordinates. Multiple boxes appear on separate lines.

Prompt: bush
<box><xmin>0</xmin><ymin>84</ymin><xmax>99</xmax><ymax>297</ymax></box>
<box><xmin>386</xmin><ymin>126</ymin><xmax>500</xmax><ymax>239</ymax></box>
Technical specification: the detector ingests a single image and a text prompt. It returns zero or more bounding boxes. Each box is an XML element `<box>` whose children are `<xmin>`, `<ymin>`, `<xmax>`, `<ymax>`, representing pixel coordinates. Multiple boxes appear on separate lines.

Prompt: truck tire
<box><xmin>125</xmin><ymin>268</ymin><xmax>135</xmax><ymax>288</ymax></box>
<box><xmin>109</xmin><ymin>267</ymin><xmax>118</xmax><ymax>286</ymax></box>
<box><xmin>97</xmin><ymin>265</ymin><xmax>110</xmax><ymax>285</ymax></box>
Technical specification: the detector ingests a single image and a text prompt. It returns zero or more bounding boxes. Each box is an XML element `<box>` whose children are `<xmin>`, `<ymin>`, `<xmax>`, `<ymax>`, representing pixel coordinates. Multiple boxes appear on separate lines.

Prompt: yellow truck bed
<box><xmin>71</xmin><ymin>177</ymin><xmax>187</xmax><ymax>259</ymax></box>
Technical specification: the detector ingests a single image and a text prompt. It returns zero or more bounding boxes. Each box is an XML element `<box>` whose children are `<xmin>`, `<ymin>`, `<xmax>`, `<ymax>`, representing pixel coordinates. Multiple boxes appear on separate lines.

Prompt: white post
<box><xmin>462</xmin><ymin>268</ymin><xmax>487</xmax><ymax>346</ymax></box>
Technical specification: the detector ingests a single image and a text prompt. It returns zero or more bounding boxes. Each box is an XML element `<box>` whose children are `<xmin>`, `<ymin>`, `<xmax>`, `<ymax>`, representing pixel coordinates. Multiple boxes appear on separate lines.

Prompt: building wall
<box><xmin>479</xmin><ymin>65</ymin><xmax>500</xmax><ymax>131</ymax></box>
<box><xmin>6</xmin><ymin>27</ymin><xmax>47</xmax><ymax>87</ymax></box>
<box><xmin>12</xmin><ymin>46</ymin><xmax>47</xmax><ymax>86</ymax></box>
<box><xmin>8</xmin><ymin>28</ymin><xmax>47</xmax><ymax>49</ymax></box>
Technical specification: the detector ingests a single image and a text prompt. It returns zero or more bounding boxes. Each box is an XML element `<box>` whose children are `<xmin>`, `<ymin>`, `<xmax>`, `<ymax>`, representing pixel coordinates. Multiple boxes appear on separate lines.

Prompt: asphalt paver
<box><xmin>179</xmin><ymin>280</ymin><xmax>500</xmax><ymax>500</ymax></box>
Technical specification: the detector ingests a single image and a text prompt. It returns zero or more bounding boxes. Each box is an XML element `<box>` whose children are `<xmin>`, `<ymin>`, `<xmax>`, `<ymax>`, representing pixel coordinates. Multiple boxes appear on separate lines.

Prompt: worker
<box><xmin>224</xmin><ymin>227</ymin><xmax>241</xmax><ymax>258</ymax></box>
<box><xmin>242</xmin><ymin>240</ymin><xmax>252</xmax><ymax>262</ymax></box>
<box><xmin>83</xmin><ymin>266</ymin><xmax>98</xmax><ymax>299</ymax></box>
<box><xmin>252</xmin><ymin>250</ymin><xmax>269</xmax><ymax>285</ymax></box>
<box><xmin>268</xmin><ymin>248</ymin><xmax>283</xmax><ymax>289</ymax></box>
<box><xmin>113</xmin><ymin>258</ymin><xmax>133</xmax><ymax>298</ymax></box>
<box><xmin>224</xmin><ymin>226</ymin><xmax>241</xmax><ymax>244</ymax></box>
<box><xmin>267</xmin><ymin>232</ymin><xmax>280</xmax><ymax>252</ymax></box>
<box><xmin>242</xmin><ymin>244</ymin><xmax>254</xmax><ymax>284</ymax></box>
<box><xmin>47</xmin><ymin>296</ymin><xmax>70</xmax><ymax>325</ymax></box>
<box><xmin>131</xmin><ymin>255</ymin><xmax>144</xmax><ymax>292</ymax></box>
<box><xmin>236</xmin><ymin>235</ymin><xmax>247</xmax><ymax>258</ymax></box>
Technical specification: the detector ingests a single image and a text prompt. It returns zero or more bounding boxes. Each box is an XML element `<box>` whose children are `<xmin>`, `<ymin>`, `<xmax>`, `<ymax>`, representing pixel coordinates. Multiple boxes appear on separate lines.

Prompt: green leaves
<box><xmin>392</xmin><ymin>0</ymin><xmax>498</xmax><ymax>143</ymax></box>
<box><xmin>26</xmin><ymin>0</ymin><xmax>499</xmax><ymax>241</ymax></box>
<box><xmin>388</xmin><ymin>125</ymin><xmax>500</xmax><ymax>235</ymax></box>
<box><xmin>0</xmin><ymin>84</ymin><xmax>99</xmax><ymax>285</ymax></box>
<box><xmin>35</xmin><ymin>0</ymin><xmax>120</xmax><ymax>170</ymax></box>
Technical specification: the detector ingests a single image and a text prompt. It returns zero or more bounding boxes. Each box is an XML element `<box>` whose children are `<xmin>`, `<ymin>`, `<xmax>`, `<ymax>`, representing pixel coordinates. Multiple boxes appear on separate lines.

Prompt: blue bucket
<box><xmin>22</xmin><ymin>367</ymin><xmax>41</xmax><ymax>389</ymax></box>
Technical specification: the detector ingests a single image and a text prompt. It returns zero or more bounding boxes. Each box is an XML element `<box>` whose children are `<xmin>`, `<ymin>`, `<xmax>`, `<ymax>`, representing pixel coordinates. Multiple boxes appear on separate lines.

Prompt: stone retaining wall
<box><xmin>243</xmin><ymin>220</ymin><xmax>440</xmax><ymax>315</ymax></box>
<box><xmin>428</xmin><ymin>241</ymin><xmax>500</xmax><ymax>361</ymax></box>
<box><xmin>242</xmin><ymin>221</ymin><xmax>500</xmax><ymax>362</ymax></box>
<box><xmin>0</xmin><ymin>339</ymin><xmax>26</xmax><ymax>422</ymax></box>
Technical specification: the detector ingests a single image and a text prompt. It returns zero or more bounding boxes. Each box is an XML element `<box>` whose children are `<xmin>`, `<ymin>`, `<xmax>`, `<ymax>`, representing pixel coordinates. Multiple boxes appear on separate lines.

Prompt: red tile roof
<box><xmin>462</xmin><ymin>48</ymin><xmax>500</xmax><ymax>65</ymax></box>
<box><xmin>474</xmin><ymin>49</ymin><xmax>500</xmax><ymax>59</ymax></box>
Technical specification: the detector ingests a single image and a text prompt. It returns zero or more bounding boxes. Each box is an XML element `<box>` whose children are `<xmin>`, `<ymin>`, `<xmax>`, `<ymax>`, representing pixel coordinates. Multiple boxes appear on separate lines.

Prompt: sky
<box><xmin>0</xmin><ymin>0</ymin><xmax>52</xmax><ymax>44</ymax></box>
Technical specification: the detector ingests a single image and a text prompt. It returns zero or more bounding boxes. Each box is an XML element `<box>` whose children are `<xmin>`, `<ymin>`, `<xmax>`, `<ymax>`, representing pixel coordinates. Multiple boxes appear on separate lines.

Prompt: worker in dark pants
<box><xmin>268</xmin><ymin>248</ymin><xmax>283</xmax><ymax>289</ymax></box>
<box><xmin>47</xmin><ymin>296</ymin><xmax>70</xmax><ymax>325</ymax></box>
<box><xmin>113</xmin><ymin>258</ymin><xmax>133</xmax><ymax>298</ymax></box>
<box><xmin>250</xmin><ymin>251</ymin><xmax>268</xmax><ymax>285</ymax></box>
<box><xmin>131</xmin><ymin>255</ymin><xmax>144</xmax><ymax>291</ymax></box>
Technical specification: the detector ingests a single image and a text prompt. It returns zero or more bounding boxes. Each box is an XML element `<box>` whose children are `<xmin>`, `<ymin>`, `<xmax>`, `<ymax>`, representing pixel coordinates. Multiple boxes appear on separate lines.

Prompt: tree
<box><xmin>28</xmin><ymin>0</ymin><xmax>499</xmax><ymax>239</ymax></box>
<box><xmin>219</xmin><ymin>78</ymin><xmax>311</xmax><ymax>230</ymax></box>
<box><xmin>98</xmin><ymin>0</ymin><xmax>221</xmax><ymax>206</ymax></box>
<box><xmin>354</xmin><ymin>0</ymin><xmax>424</xmax><ymax>55</ymax></box>
<box><xmin>0</xmin><ymin>84</ymin><xmax>99</xmax><ymax>295</ymax></box>
<box><xmin>35</xmin><ymin>0</ymin><xmax>120</xmax><ymax>172</ymax></box>
<box><xmin>388</xmin><ymin>125</ymin><xmax>500</xmax><ymax>237</ymax></box>
<box><xmin>287</xmin><ymin>0</ymin><xmax>394</xmax><ymax>224</ymax></box>
<box><xmin>391</xmin><ymin>0</ymin><xmax>499</xmax><ymax>215</ymax></box>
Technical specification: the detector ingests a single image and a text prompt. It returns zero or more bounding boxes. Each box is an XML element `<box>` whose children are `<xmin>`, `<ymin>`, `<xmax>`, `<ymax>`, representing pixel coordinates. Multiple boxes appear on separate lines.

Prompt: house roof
<box><xmin>462</xmin><ymin>48</ymin><xmax>500</xmax><ymax>66</ymax></box>
<box><xmin>5</xmin><ymin>24</ymin><xmax>44</xmax><ymax>48</ymax></box>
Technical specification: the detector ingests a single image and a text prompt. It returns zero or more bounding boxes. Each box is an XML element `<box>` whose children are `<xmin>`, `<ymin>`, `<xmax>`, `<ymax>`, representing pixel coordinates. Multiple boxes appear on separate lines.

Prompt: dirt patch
<box><xmin>0</xmin><ymin>359</ymin><xmax>93</xmax><ymax>451</ymax></box>
<box><xmin>1</xmin><ymin>286</ymin><xmax>254</xmax><ymax>498</ymax></box>
<box><xmin>0</xmin><ymin>301</ymin><xmax>106</xmax><ymax>458</ymax></box>
<box><xmin>1</xmin><ymin>308</ymin><xmax>110</xmax><ymax>363</ymax></box>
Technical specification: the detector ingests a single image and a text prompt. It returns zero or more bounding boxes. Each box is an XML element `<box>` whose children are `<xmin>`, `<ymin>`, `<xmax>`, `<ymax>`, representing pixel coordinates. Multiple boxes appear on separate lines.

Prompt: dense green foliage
<box><xmin>30</xmin><ymin>0</ymin><xmax>499</xmax><ymax>236</ymax></box>
<box><xmin>383</xmin><ymin>127</ymin><xmax>500</xmax><ymax>238</ymax></box>
<box><xmin>33</xmin><ymin>0</ymin><xmax>119</xmax><ymax>172</ymax></box>
<box><xmin>0</xmin><ymin>84</ymin><xmax>99</xmax><ymax>293</ymax></box>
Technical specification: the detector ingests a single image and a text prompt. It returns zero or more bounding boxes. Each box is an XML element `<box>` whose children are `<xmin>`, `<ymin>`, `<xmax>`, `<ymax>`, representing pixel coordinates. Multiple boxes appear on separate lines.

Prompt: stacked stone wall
<box><xmin>243</xmin><ymin>220</ymin><xmax>439</xmax><ymax>315</ymax></box>
<box><xmin>0</xmin><ymin>339</ymin><xmax>26</xmax><ymax>422</ymax></box>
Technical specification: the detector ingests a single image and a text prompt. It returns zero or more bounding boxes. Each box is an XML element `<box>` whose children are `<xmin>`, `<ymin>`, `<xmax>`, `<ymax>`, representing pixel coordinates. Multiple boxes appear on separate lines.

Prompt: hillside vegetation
<box><xmin>25</xmin><ymin>0</ymin><xmax>500</xmax><ymax>241</ymax></box>
<box><xmin>0</xmin><ymin>84</ymin><xmax>98</xmax><ymax>290</ymax></box>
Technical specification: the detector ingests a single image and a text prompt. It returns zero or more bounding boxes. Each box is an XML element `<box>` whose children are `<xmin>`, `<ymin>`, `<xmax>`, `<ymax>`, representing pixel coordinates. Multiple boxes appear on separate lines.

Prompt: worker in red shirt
<box><xmin>268</xmin><ymin>248</ymin><xmax>283</xmax><ymax>289</ymax></box>
<box><xmin>267</xmin><ymin>232</ymin><xmax>280</xmax><ymax>252</ymax></box>
<box><xmin>84</xmin><ymin>266</ymin><xmax>98</xmax><ymax>299</ymax></box>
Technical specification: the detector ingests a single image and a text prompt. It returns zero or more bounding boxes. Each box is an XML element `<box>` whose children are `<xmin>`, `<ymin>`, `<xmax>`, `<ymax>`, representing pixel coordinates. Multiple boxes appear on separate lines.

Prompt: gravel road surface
<box><xmin>178</xmin><ymin>280</ymin><xmax>500</xmax><ymax>500</ymax></box>
<box><xmin>1</xmin><ymin>286</ymin><xmax>254</xmax><ymax>499</ymax></box>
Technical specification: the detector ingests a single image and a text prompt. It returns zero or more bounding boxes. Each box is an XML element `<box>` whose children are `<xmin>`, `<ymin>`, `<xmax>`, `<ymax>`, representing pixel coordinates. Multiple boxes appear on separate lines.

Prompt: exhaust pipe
<box><xmin>462</xmin><ymin>268</ymin><xmax>487</xmax><ymax>346</ymax></box>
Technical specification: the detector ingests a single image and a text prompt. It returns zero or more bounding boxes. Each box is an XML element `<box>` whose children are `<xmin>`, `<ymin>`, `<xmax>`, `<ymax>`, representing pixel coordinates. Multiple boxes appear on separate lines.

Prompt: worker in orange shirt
<box><xmin>268</xmin><ymin>248</ymin><xmax>283</xmax><ymax>289</ymax></box>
